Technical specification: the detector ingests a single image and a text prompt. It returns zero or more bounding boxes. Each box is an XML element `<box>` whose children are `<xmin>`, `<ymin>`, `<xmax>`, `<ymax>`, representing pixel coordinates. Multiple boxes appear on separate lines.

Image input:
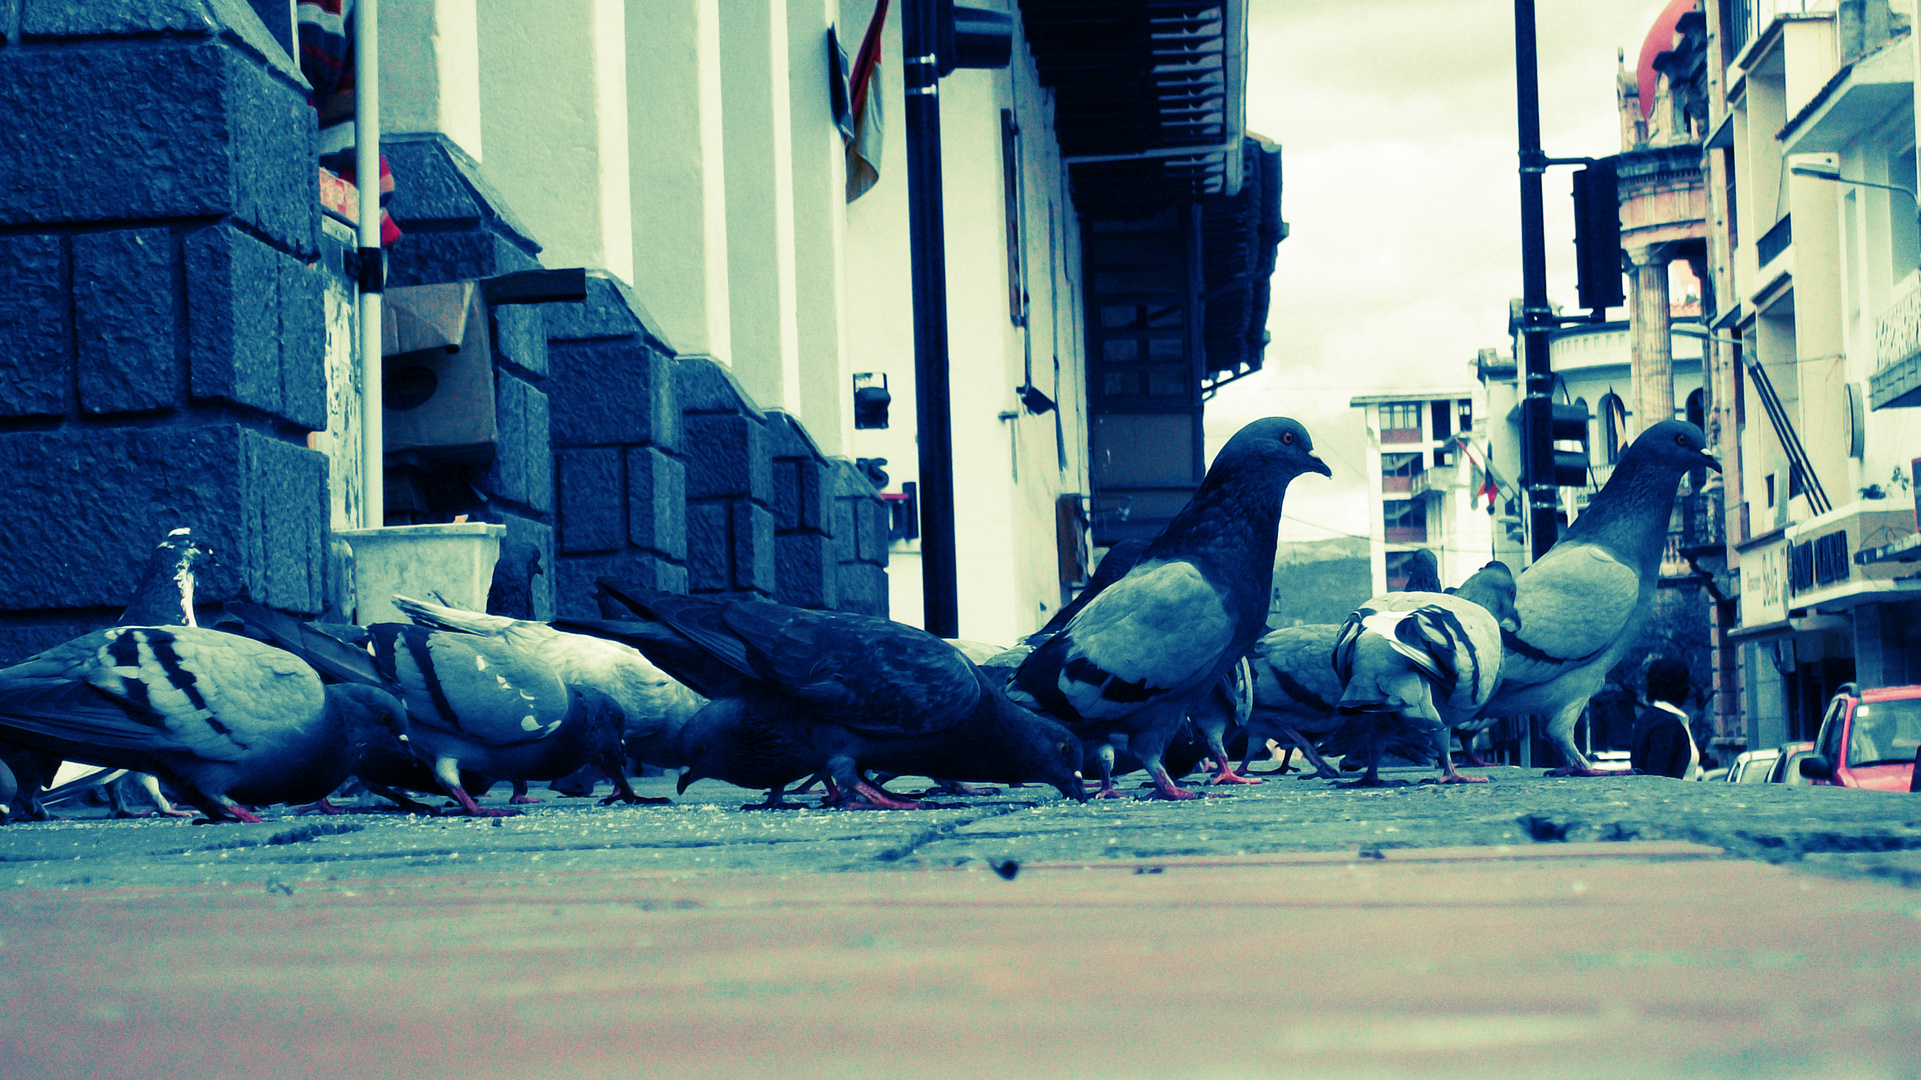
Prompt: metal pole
<box><xmin>1514</xmin><ymin>0</ymin><xmax>1556</xmax><ymax>559</ymax></box>
<box><xmin>903</xmin><ymin>0</ymin><xmax>959</xmax><ymax>636</ymax></box>
<box><xmin>356</xmin><ymin>0</ymin><xmax>385</xmax><ymax>529</ymax></box>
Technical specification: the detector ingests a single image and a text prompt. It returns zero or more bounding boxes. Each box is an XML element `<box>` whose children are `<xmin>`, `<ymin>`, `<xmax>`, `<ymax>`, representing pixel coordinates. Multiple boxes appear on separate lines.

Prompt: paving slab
<box><xmin>4</xmin><ymin>768</ymin><xmax>1921</xmax><ymax>1077</ymax></box>
<box><xmin>2</xmin><ymin>844</ymin><xmax>1918</xmax><ymax>1078</ymax></box>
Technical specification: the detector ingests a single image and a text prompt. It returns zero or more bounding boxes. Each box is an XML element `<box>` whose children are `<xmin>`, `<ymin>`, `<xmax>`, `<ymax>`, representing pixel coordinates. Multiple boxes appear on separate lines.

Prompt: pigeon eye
<box><xmin>1281</xmin><ymin>431</ymin><xmax>1295</xmax><ymax>445</ymax></box>
<box><xmin>1675</xmin><ymin>434</ymin><xmax>1687</xmax><ymax>446</ymax></box>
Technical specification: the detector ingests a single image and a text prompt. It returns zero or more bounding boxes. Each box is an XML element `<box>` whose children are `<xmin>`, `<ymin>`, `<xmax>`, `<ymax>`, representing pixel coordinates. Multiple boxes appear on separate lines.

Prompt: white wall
<box><xmin>625</xmin><ymin>0</ymin><xmax>732</xmax><ymax>361</ymax></box>
<box><xmin>475</xmin><ymin>0</ymin><xmax>634</xmax><ymax>281</ymax></box>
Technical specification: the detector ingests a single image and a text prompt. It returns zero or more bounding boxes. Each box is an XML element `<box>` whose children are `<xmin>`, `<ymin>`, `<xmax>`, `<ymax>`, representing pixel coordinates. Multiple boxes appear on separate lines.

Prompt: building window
<box><xmin>1601</xmin><ymin>393</ymin><xmax>1627</xmax><ymax>463</ymax></box>
<box><xmin>1379</xmin><ymin>402</ymin><xmax>1421</xmax><ymax>443</ymax></box>
<box><xmin>1381</xmin><ymin>452</ymin><xmax>1422</xmax><ymax>493</ymax></box>
<box><xmin>1384</xmin><ymin>499</ymin><xmax>1426</xmax><ymax>543</ymax></box>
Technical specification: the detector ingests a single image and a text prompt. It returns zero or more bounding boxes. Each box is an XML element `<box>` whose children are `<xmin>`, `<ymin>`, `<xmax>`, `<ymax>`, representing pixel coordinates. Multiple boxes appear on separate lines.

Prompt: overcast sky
<box><xmin>1207</xmin><ymin>0</ymin><xmax>1678</xmax><ymax>543</ymax></box>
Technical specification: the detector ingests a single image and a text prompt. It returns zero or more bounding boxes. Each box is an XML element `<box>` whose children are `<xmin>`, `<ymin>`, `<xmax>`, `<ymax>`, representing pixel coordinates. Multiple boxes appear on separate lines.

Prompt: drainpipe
<box><xmin>356</xmin><ymin>0</ymin><xmax>385</xmax><ymax>529</ymax></box>
<box><xmin>904</xmin><ymin>0</ymin><xmax>958</xmax><ymax>636</ymax></box>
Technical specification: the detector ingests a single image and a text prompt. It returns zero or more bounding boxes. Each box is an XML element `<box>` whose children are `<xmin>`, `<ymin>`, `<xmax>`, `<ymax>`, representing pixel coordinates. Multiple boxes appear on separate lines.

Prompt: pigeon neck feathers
<box><xmin>1559</xmin><ymin>446</ymin><xmax>1690</xmax><ymax>570</ymax></box>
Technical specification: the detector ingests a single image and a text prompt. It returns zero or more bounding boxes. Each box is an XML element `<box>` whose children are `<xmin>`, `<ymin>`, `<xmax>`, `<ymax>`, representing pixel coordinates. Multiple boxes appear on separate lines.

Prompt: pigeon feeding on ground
<box><xmin>0</xmin><ymin>627</ymin><xmax>406</xmax><ymax>822</ymax></box>
<box><xmin>391</xmin><ymin>593</ymin><xmax>705</xmax><ymax>783</ymax></box>
<box><xmin>1328</xmin><ymin>562</ymin><xmax>1519</xmax><ymax>786</ymax></box>
<box><xmin>572</xmin><ymin>583</ymin><xmax>1088</xmax><ymax>809</ymax></box>
<box><xmin>1476</xmin><ymin>420</ymin><xmax>1719</xmax><ymax>776</ymax></box>
<box><xmin>229</xmin><ymin>603</ymin><xmax>646</xmax><ymax>815</ymax></box>
<box><xmin>1241</xmin><ymin>624</ymin><xmax>1348</xmax><ymax>779</ymax></box>
<box><xmin>1007</xmin><ymin>416</ymin><xmax>1330</xmax><ymax>799</ymax></box>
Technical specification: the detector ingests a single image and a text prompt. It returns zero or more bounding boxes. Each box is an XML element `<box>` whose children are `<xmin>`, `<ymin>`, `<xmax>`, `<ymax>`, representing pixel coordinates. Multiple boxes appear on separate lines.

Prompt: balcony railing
<box><xmin>1757</xmin><ymin>213</ymin><xmax>1792</xmax><ymax>266</ymax></box>
<box><xmin>1680</xmin><ymin>487</ymin><xmax>1725</xmax><ymax>556</ymax></box>
<box><xmin>1380</xmin><ymin>428</ymin><xmax>1421</xmax><ymax>444</ymax></box>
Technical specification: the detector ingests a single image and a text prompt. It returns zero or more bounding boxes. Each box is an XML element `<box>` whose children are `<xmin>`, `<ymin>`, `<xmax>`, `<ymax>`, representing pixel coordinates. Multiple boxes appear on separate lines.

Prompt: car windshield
<box><xmin>1849</xmin><ymin>698</ymin><xmax>1921</xmax><ymax>768</ymax></box>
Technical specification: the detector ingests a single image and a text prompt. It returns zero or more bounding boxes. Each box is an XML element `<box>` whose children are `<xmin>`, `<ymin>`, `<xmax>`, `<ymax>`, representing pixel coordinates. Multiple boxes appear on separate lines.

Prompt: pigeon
<box><xmin>573</xmin><ymin>582</ymin><xmax>1088</xmax><ymax>809</ymax></box>
<box><xmin>0</xmin><ymin>626</ymin><xmax>407</xmax><ymax>822</ymax></box>
<box><xmin>1328</xmin><ymin>561</ymin><xmax>1519</xmax><ymax>786</ymax></box>
<box><xmin>1241</xmin><ymin>624</ymin><xmax>1348</xmax><ymax>779</ymax></box>
<box><xmin>1400</xmin><ymin>548</ymin><xmax>1444</xmax><ymax>593</ymax></box>
<box><xmin>1006</xmin><ymin>416</ymin><xmax>1329</xmax><ymax>799</ymax></box>
<box><xmin>227</xmin><ymin>603</ymin><xmax>648</xmax><ymax>815</ymax></box>
<box><xmin>0</xmin><ymin>754</ymin><xmax>13</xmax><ymax>822</ymax></box>
<box><xmin>1476</xmin><ymin>420</ymin><xmax>1719</xmax><ymax>776</ymax></box>
<box><xmin>389</xmin><ymin>592</ymin><xmax>706</xmax><ymax>776</ymax></box>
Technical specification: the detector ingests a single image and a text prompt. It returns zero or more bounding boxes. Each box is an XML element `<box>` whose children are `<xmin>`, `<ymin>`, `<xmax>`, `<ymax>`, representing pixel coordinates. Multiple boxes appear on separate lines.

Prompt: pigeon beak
<box><xmin>1306</xmin><ymin>455</ymin><xmax>1331</xmax><ymax>478</ymax></box>
<box><xmin>676</xmin><ymin>768</ymin><xmax>698</xmax><ymax>795</ymax></box>
<box><xmin>1699</xmin><ymin>451</ymin><xmax>1722</xmax><ymax>474</ymax></box>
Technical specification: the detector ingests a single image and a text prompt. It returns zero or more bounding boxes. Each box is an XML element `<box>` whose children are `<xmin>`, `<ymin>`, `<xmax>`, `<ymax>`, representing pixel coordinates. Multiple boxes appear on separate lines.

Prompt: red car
<box><xmin>1799</xmin><ymin>684</ymin><xmax>1921</xmax><ymax>792</ymax></box>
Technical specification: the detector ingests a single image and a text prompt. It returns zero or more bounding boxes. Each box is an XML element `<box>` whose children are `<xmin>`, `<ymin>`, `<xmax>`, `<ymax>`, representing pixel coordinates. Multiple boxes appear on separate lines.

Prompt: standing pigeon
<box><xmin>389</xmin><ymin>593</ymin><xmax>706</xmax><ymax>776</ymax></box>
<box><xmin>574</xmin><ymin>583</ymin><xmax>1088</xmax><ymax>809</ymax></box>
<box><xmin>1240</xmin><ymin>624</ymin><xmax>1348</xmax><ymax>779</ymax></box>
<box><xmin>1329</xmin><ymin>562</ymin><xmax>1519</xmax><ymax>785</ymax></box>
<box><xmin>0</xmin><ymin>627</ymin><xmax>406</xmax><ymax>822</ymax></box>
<box><xmin>1400</xmin><ymin>548</ymin><xmax>1443</xmax><ymax>592</ymax></box>
<box><xmin>1006</xmin><ymin>417</ymin><xmax>1330</xmax><ymax>799</ymax></box>
<box><xmin>227</xmin><ymin>604</ymin><xmax>647</xmax><ymax>814</ymax></box>
<box><xmin>3</xmin><ymin>527</ymin><xmax>218</xmax><ymax>822</ymax></box>
<box><xmin>1477</xmin><ymin>420</ymin><xmax>1718</xmax><ymax>776</ymax></box>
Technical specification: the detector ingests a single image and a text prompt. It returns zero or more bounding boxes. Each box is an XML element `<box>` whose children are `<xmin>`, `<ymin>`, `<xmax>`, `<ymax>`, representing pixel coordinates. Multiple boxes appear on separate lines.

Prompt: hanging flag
<box><xmin>299</xmin><ymin>0</ymin><xmax>401</xmax><ymax>245</ymax></box>
<box><xmin>844</xmin><ymin>0</ymin><xmax>890</xmax><ymax>201</ymax></box>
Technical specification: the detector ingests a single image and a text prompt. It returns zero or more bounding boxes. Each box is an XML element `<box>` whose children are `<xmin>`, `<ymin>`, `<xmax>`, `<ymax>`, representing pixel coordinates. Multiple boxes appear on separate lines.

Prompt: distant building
<box><xmin>1349</xmin><ymin>391</ymin><xmax>1497</xmax><ymax>595</ymax></box>
<box><xmin>1268</xmin><ymin>536</ymin><xmax>1371</xmax><ymax>627</ymax></box>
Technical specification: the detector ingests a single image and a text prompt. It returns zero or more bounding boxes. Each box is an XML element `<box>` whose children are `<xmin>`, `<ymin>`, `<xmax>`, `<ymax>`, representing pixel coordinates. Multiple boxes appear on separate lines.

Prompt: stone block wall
<box><xmin>547</xmin><ymin>276</ymin><xmax>688</xmax><ymax>615</ymax></box>
<box><xmin>766</xmin><ymin>414</ymin><xmax>837</xmax><ymax>610</ymax></box>
<box><xmin>0</xmin><ymin>2</ymin><xmax>331</xmax><ymax>658</ymax></box>
<box><xmin>832</xmin><ymin>460</ymin><xmax>891</xmax><ymax>617</ymax></box>
<box><xmin>677</xmin><ymin>360</ymin><xmax>775</xmax><ymax>601</ymax></box>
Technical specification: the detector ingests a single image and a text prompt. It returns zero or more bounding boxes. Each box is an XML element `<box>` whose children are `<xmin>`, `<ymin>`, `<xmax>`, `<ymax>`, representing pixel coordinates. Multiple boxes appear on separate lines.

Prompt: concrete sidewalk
<box><xmin>3</xmin><ymin>842</ymin><xmax>1918</xmax><ymax>1078</ymax></box>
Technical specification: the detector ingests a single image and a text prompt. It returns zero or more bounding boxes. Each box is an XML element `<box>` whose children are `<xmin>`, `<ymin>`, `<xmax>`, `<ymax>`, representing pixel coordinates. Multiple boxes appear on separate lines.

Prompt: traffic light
<box><xmin>1571</xmin><ymin>161</ymin><xmax>1624</xmax><ymax>312</ymax></box>
<box><xmin>1552</xmin><ymin>401</ymin><xmax>1591</xmax><ymax>487</ymax></box>
<box><xmin>938</xmin><ymin>1</ymin><xmax>1013</xmax><ymax>74</ymax></box>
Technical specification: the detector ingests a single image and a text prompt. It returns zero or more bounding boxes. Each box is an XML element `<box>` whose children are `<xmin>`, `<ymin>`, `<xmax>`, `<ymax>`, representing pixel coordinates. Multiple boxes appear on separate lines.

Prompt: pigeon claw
<box><xmin>508</xmin><ymin>794</ymin><xmax>545</xmax><ymax>805</ymax></box>
<box><xmin>1419</xmin><ymin>774</ymin><xmax>1490</xmax><ymax>785</ymax></box>
<box><xmin>1208</xmin><ymin>767</ymin><xmax>1263</xmax><ymax>785</ymax></box>
<box><xmin>1544</xmin><ymin>765</ymin><xmax>1611</xmax><ymax>778</ymax></box>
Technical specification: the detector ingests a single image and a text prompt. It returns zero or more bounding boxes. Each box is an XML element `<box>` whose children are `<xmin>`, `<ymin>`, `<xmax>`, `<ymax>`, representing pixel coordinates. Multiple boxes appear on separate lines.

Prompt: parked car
<box><xmin>1725</xmin><ymin>746</ymin><xmax>1781</xmax><ymax>784</ymax></box>
<box><xmin>1799</xmin><ymin>684</ymin><xmax>1921</xmax><ymax>792</ymax></box>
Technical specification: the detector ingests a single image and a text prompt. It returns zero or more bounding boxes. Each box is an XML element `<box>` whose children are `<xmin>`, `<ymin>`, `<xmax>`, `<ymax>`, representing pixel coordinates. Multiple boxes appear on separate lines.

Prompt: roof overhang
<box><xmin>1021</xmin><ymin>0</ymin><xmax>1250</xmax><ymax>217</ymax></box>
<box><xmin>1781</xmin><ymin>37</ymin><xmax>1913</xmax><ymax>153</ymax></box>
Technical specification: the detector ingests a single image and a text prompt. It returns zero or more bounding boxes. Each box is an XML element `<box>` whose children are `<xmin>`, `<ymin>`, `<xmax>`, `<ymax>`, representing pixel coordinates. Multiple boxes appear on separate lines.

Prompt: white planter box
<box><xmin>336</xmin><ymin>522</ymin><xmax>507</xmax><ymax>626</ymax></box>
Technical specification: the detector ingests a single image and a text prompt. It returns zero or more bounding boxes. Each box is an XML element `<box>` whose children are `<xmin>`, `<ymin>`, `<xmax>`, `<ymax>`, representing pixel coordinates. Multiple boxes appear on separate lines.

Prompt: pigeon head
<box><xmin>1626</xmin><ymin>420</ymin><xmax>1719</xmax><ymax>475</ymax></box>
<box><xmin>1402</xmin><ymin>548</ymin><xmax>1443</xmax><ymax>593</ymax></box>
<box><xmin>989</xmin><ymin>693</ymin><xmax>1089</xmax><ymax>803</ymax></box>
<box><xmin>1208</xmin><ymin>416</ymin><xmax>1332</xmax><ymax>486</ymax></box>
<box><xmin>119</xmin><ymin>528</ymin><xmax>218</xmax><ymax>627</ymax></box>
<box><xmin>327</xmin><ymin>683</ymin><xmax>410</xmax><ymax>763</ymax></box>
<box><xmin>1564</xmin><ymin>420</ymin><xmax>1717</xmax><ymax>562</ymax></box>
<box><xmin>1453</xmin><ymin>560</ymin><xmax>1520</xmax><ymax>633</ymax></box>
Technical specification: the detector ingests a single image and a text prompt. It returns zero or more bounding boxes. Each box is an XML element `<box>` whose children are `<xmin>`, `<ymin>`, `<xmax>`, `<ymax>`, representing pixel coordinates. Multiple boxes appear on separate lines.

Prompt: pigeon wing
<box><xmin>716</xmin><ymin>601</ymin><xmax>981</xmax><ymax>734</ymax></box>
<box><xmin>1018</xmin><ymin>561</ymin><xmax>1235</xmax><ymax>724</ymax></box>
<box><xmin>1500</xmin><ymin>543</ymin><xmax>1642</xmax><ymax>688</ymax></box>
<box><xmin>0</xmin><ymin>628</ymin><xmax>325</xmax><ymax>764</ymax></box>
<box><xmin>1249</xmin><ymin>625</ymin><xmax>1343</xmax><ymax>715</ymax></box>
<box><xmin>370</xmin><ymin>625</ymin><xmax>570</xmax><ymax>744</ymax></box>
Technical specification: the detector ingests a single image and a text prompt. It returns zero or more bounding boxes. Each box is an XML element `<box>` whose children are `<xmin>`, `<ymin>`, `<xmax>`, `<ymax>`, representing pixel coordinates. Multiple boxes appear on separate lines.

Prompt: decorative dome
<box><xmin>1637</xmin><ymin>0</ymin><xmax>1702</xmax><ymax>118</ymax></box>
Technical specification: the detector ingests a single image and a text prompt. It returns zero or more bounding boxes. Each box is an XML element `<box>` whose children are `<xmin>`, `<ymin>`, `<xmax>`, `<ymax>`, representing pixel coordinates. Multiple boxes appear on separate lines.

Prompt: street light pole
<box><xmin>1514</xmin><ymin>0</ymin><xmax>1558</xmax><ymax>560</ymax></box>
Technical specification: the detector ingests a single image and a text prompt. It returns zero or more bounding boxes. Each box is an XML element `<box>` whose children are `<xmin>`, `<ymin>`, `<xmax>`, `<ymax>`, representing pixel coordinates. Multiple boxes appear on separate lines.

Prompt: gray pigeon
<box><xmin>1240</xmin><ymin>624</ymin><xmax>1347</xmax><ymax>779</ymax></box>
<box><xmin>1006</xmin><ymin>417</ymin><xmax>1330</xmax><ymax>799</ymax></box>
<box><xmin>1329</xmin><ymin>562</ymin><xmax>1519</xmax><ymax>786</ymax></box>
<box><xmin>577</xmin><ymin>584</ymin><xmax>1088</xmax><ymax>808</ymax></box>
<box><xmin>1401</xmin><ymin>548</ymin><xmax>1443</xmax><ymax>592</ymax></box>
<box><xmin>1477</xmin><ymin>420</ymin><xmax>1718</xmax><ymax>775</ymax></box>
<box><xmin>0</xmin><ymin>627</ymin><xmax>407</xmax><ymax>822</ymax></box>
<box><xmin>390</xmin><ymin>593</ymin><xmax>705</xmax><ymax>779</ymax></box>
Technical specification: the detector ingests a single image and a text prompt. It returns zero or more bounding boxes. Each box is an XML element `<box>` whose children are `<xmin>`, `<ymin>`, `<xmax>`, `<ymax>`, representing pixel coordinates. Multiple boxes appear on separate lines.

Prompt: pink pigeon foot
<box><xmin>1421</xmin><ymin>773</ymin><xmax>1489</xmax><ymax>785</ymax></box>
<box><xmin>447</xmin><ymin>786</ymin><xmax>517</xmax><ymax>817</ymax></box>
<box><xmin>1461</xmin><ymin>745</ymin><xmax>1500</xmax><ymax>768</ymax></box>
<box><xmin>835</xmin><ymin>779</ymin><xmax>923</xmax><ymax>810</ymax></box>
<box><xmin>295</xmin><ymin>798</ymin><xmax>350</xmax><ymax>815</ymax></box>
<box><xmin>1140</xmin><ymin>767</ymin><xmax>1203</xmax><ymax>801</ymax></box>
<box><xmin>1208</xmin><ymin>765</ymin><xmax>1263</xmax><ymax>785</ymax></box>
<box><xmin>508</xmin><ymin>793</ymin><xmax>545</xmax><ymax>805</ymax></box>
